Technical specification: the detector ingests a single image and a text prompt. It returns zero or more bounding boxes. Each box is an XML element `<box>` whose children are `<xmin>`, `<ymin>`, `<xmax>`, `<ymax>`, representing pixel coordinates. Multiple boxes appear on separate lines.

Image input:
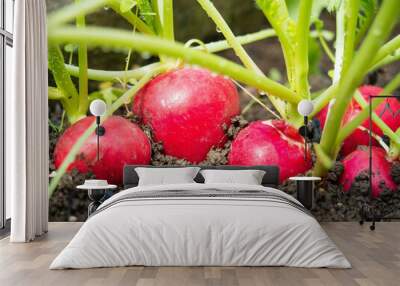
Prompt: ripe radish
<box><xmin>133</xmin><ymin>67</ymin><xmax>240</xmax><ymax>163</ymax></box>
<box><xmin>316</xmin><ymin>85</ymin><xmax>400</xmax><ymax>156</ymax></box>
<box><xmin>54</xmin><ymin>116</ymin><xmax>151</xmax><ymax>184</ymax></box>
<box><xmin>340</xmin><ymin>146</ymin><xmax>396</xmax><ymax>198</ymax></box>
<box><xmin>228</xmin><ymin>120</ymin><xmax>311</xmax><ymax>182</ymax></box>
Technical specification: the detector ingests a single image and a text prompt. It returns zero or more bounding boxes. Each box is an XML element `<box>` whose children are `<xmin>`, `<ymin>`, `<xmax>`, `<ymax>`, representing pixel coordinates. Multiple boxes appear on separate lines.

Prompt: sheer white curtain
<box><xmin>7</xmin><ymin>0</ymin><xmax>48</xmax><ymax>242</ymax></box>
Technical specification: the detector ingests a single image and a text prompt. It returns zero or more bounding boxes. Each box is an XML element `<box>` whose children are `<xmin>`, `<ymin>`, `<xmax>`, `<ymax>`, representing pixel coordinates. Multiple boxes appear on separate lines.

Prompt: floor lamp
<box><xmin>297</xmin><ymin>99</ymin><xmax>315</xmax><ymax>161</ymax></box>
<box><xmin>359</xmin><ymin>94</ymin><xmax>400</xmax><ymax>231</ymax></box>
<box><xmin>89</xmin><ymin>99</ymin><xmax>107</xmax><ymax>161</ymax></box>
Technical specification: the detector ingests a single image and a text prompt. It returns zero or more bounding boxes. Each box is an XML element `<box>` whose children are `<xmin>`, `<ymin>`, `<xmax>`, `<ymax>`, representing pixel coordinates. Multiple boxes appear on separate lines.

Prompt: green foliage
<box><xmin>256</xmin><ymin>0</ymin><xmax>296</xmax><ymax>42</ymax></box>
<box><xmin>49</xmin><ymin>111</ymin><xmax>66</xmax><ymax>134</ymax></box>
<box><xmin>308</xmin><ymin>36</ymin><xmax>322</xmax><ymax>75</ymax></box>
<box><xmin>285</xmin><ymin>0</ymin><xmax>299</xmax><ymax>20</ymax></box>
<box><xmin>256</xmin><ymin>0</ymin><xmax>296</xmax><ymax>88</ymax></box>
<box><xmin>48</xmin><ymin>45</ymin><xmax>79</xmax><ymax>102</ymax></box>
<box><xmin>285</xmin><ymin>0</ymin><xmax>326</xmax><ymax>23</ymax></box>
<box><xmin>326</xmin><ymin>0</ymin><xmax>342</xmax><ymax>12</ymax></box>
<box><xmin>120</xmin><ymin>0</ymin><xmax>137</xmax><ymax>13</ymax></box>
<box><xmin>137</xmin><ymin>0</ymin><xmax>156</xmax><ymax>30</ymax></box>
<box><xmin>355</xmin><ymin>0</ymin><xmax>378</xmax><ymax>45</ymax></box>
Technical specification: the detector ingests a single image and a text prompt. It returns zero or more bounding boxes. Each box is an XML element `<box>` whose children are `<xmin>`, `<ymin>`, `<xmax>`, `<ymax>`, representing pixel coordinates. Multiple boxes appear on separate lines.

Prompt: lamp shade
<box><xmin>90</xmin><ymin>99</ymin><xmax>107</xmax><ymax>117</ymax></box>
<box><xmin>297</xmin><ymin>99</ymin><xmax>314</xmax><ymax>116</ymax></box>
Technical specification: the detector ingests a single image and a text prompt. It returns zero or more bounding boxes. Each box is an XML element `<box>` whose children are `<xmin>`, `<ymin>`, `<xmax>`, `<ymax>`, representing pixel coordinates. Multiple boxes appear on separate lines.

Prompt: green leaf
<box><xmin>48</xmin><ymin>45</ymin><xmax>79</xmax><ymax>101</ymax></box>
<box><xmin>308</xmin><ymin>36</ymin><xmax>322</xmax><ymax>75</ymax></box>
<box><xmin>137</xmin><ymin>0</ymin><xmax>155</xmax><ymax>29</ymax></box>
<box><xmin>256</xmin><ymin>0</ymin><xmax>296</xmax><ymax>87</ymax></box>
<box><xmin>310</xmin><ymin>1</ymin><xmax>328</xmax><ymax>23</ymax></box>
<box><xmin>120</xmin><ymin>0</ymin><xmax>137</xmax><ymax>13</ymax></box>
<box><xmin>355</xmin><ymin>0</ymin><xmax>378</xmax><ymax>45</ymax></box>
<box><xmin>285</xmin><ymin>0</ymin><xmax>328</xmax><ymax>22</ymax></box>
<box><xmin>256</xmin><ymin>0</ymin><xmax>296</xmax><ymax>48</ymax></box>
<box><xmin>285</xmin><ymin>0</ymin><xmax>300</xmax><ymax>20</ymax></box>
<box><xmin>327</xmin><ymin>0</ymin><xmax>342</xmax><ymax>12</ymax></box>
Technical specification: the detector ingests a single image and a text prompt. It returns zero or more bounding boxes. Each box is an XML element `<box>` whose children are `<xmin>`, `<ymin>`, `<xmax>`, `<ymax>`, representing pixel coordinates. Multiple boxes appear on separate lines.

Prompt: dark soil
<box><xmin>279</xmin><ymin>162</ymin><xmax>400</xmax><ymax>221</ymax></box>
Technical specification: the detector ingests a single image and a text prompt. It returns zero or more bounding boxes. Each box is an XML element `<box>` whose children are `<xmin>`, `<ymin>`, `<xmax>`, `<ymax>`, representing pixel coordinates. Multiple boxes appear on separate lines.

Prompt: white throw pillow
<box><xmin>136</xmin><ymin>167</ymin><xmax>201</xmax><ymax>186</ymax></box>
<box><xmin>200</xmin><ymin>169</ymin><xmax>266</xmax><ymax>185</ymax></box>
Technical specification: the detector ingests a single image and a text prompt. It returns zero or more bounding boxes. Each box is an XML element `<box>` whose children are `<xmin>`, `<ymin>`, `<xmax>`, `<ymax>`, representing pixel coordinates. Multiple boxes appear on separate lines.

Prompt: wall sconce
<box><xmin>297</xmin><ymin>100</ymin><xmax>314</xmax><ymax>161</ymax></box>
<box><xmin>90</xmin><ymin>99</ymin><xmax>107</xmax><ymax>161</ymax></box>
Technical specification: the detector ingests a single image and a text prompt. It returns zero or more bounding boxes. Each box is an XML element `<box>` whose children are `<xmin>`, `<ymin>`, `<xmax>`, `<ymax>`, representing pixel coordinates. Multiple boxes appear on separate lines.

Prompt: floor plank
<box><xmin>0</xmin><ymin>222</ymin><xmax>399</xmax><ymax>286</ymax></box>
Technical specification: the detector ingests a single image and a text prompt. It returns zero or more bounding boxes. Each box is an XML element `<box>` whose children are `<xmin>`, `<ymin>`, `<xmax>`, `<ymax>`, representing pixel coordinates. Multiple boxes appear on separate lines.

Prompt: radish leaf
<box><xmin>120</xmin><ymin>0</ymin><xmax>137</xmax><ymax>13</ymax></box>
<box><xmin>137</xmin><ymin>0</ymin><xmax>155</xmax><ymax>29</ymax></box>
<box><xmin>308</xmin><ymin>36</ymin><xmax>322</xmax><ymax>75</ymax></box>
<box><xmin>355</xmin><ymin>0</ymin><xmax>377</xmax><ymax>45</ymax></box>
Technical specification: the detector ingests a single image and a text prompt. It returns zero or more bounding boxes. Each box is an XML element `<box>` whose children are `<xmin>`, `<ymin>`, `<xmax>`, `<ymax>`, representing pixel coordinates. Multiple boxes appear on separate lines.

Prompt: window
<box><xmin>1</xmin><ymin>0</ymin><xmax>14</xmax><ymax>231</ymax></box>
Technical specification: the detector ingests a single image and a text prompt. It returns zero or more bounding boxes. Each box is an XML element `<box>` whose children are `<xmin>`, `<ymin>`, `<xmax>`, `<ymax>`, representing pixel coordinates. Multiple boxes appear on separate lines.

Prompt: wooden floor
<box><xmin>0</xmin><ymin>222</ymin><xmax>399</xmax><ymax>286</ymax></box>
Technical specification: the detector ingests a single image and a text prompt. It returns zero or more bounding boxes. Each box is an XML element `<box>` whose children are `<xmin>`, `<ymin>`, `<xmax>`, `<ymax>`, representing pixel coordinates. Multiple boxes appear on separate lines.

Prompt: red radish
<box><xmin>228</xmin><ymin>120</ymin><xmax>311</xmax><ymax>182</ymax></box>
<box><xmin>316</xmin><ymin>85</ymin><xmax>400</xmax><ymax>156</ymax></box>
<box><xmin>54</xmin><ymin>116</ymin><xmax>151</xmax><ymax>184</ymax></box>
<box><xmin>133</xmin><ymin>67</ymin><xmax>240</xmax><ymax>163</ymax></box>
<box><xmin>340</xmin><ymin>147</ymin><xmax>396</xmax><ymax>198</ymax></box>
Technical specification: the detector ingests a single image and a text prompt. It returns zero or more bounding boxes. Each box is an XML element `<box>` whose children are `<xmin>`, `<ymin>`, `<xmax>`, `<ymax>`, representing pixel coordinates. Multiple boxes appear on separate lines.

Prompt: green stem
<box><xmin>332</xmin><ymin>0</ymin><xmax>360</xmax><ymax>83</ymax></box>
<box><xmin>49</xmin><ymin>65</ymin><xmax>167</xmax><ymax>196</ymax></box>
<box><xmin>111</xmin><ymin>65</ymin><xmax>169</xmax><ymax>113</ymax></box>
<box><xmin>163</xmin><ymin>0</ymin><xmax>174</xmax><ymax>41</ymax></box>
<box><xmin>48</xmin><ymin>44</ymin><xmax>84</xmax><ymax>123</ymax></box>
<box><xmin>318</xmin><ymin>32</ymin><xmax>335</xmax><ymax>63</ymax></box>
<box><xmin>197</xmin><ymin>0</ymin><xmax>287</xmax><ymax>117</ymax></box>
<box><xmin>294</xmin><ymin>0</ymin><xmax>312</xmax><ymax>98</ymax></box>
<box><xmin>233</xmin><ymin>80</ymin><xmax>281</xmax><ymax>119</ymax></box>
<box><xmin>48</xmin><ymin>87</ymin><xmax>66</xmax><ymax>100</ymax></box>
<box><xmin>76</xmin><ymin>0</ymin><xmax>89</xmax><ymax>115</ymax></box>
<box><xmin>151</xmin><ymin>0</ymin><xmax>163</xmax><ymax>35</ymax></box>
<box><xmin>353</xmin><ymin>90</ymin><xmax>400</xmax><ymax>144</ymax></box>
<box><xmin>48</xmin><ymin>26</ymin><xmax>301</xmax><ymax>104</ymax></box>
<box><xmin>204</xmin><ymin>29</ymin><xmax>276</xmax><ymax>53</ymax></box>
<box><xmin>292</xmin><ymin>84</ymin><xmax>341</xmax><ymax>128</ymax></box>
<box><xmin>369</xmin><ymin>49</ymin><xmax>400</xmax><ymax>71</ymax></box>
<box><xmin>197</xmin><ymin>0</ymin><xmax>261</xmax><ymax>74</ymax></box>
<box><xmin>48</xmin><ymin>45</ymin><xmax>79</xmax><ymax>102</ymax></box>
<box><xmin>312</xmin><ymin>85</ymin><xmax>337</xmax><ymax>115</ymax></box>
<box><xmin>68</xmin><ymin>51</ymin><xmax>74</xmax><ymax>65</ymax></box>
<box><xmin>342</xmin><ymin>0</ymin><xmax>360</xmax><ymax>76</ymax></box>
<box><xmin>256</xmin><ymin>0</ymin><xmax>296</xmax><ymax>88</ymax></box>
<box><xmin>391</xmin><ymin>123</ymin><xmax>400</xmax><ymax>159</ymax></box>
<box><xmin>313</xmin><ymin>144</ymin><xmax>334</xmax><ymax>170</ymax></box>
<box><xmin>123</xmin><ymin>8</ymin><xmax>139</xmax><ymax>86</ymax></box>
<box><xmin>48</xmin><ymin>0</ymin><xmax>110</xmax><ymax>28</ymax></box>
<box><xmin>336</xmin><ymin>72</ymin><xmax>400</xmax><ymax>145</ymax></box>
<box><xmin>314</xmin><ymin>0</ymin><xmax>399</xmax><ymax>177</ymax></box>
<box><xmin>66</xmin><ymin>62</ymin><xmax>161</xmax><ymax>82</ymax></box>
<box><xmin>371</xmin><ymin>35</ymin><xmax>400</xmax><ymax>65</ymax></box>
<box><xmin>66</xmin><ymin>29</ymin><xmax>277</xmax><ymax>82</ymax></box>
<box><xmin>109</xmin><ymin>0</ymin><xmax>154</xmax><ymax>35</ymax></box>
<box><xmin>241</xmin><ymin>100</ymin><xmax>256</xmax><ymax>114</ymax></box>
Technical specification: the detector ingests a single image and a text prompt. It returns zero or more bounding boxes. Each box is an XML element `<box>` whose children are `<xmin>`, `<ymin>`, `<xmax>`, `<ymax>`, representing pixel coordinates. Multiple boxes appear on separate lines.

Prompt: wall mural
<box><xmin>47</xmin><ymin>0</ymin><xmax>400</xmax><ymax>222</ymax></box>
